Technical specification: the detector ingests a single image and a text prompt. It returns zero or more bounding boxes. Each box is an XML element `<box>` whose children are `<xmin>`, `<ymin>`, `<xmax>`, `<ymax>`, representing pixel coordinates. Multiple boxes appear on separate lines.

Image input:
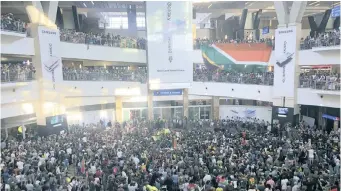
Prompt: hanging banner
<box><xmin>37</xmin><ymin>26</ymin><xmax>62</xmax><ymax>90</ymax></box>
<box><xmin>146</xmin><ymin>1</ymin><xmax>193</xmax><ymax>88</ymax></box>
<box><xmin>274</xmin><ymin>26</ymin><xmax>297</xmax><ymax>97</ymax></box>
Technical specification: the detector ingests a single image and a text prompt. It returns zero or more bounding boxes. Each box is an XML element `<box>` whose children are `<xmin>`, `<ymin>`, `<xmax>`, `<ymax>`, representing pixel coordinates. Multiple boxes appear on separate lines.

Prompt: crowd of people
<box><xmin>1</xmin><ymin>63</ymin><xmax>36</xmax><ymax>83</ymax></box>
<box><xmin>3</xmin><ymin>63</ymin><xmax>341</xmax><ymax>92</ymax></box>
<box><xmin>194</xmin><ymin>29</ymin><xmax>340</xmax><ymax>51</ymax></box>
<box><xmin>1</xmin><ymin>13</ymin><xmax>27</xmax><ymax>33</ymax></box>
<box><xmin>193</xmin><ymin>37</ymin><xmax>274</xmax><ymax>50</ymax></box>
<box><xmin>193</xmin><ymin>68</ymin><xmax>274</xmax><ymax>86</ymax></box>
<box><xmin>1</xmin><ymin>116</ymin><xmax>340</xmax><ymax>191</ymax></box>
<box><xmin>62</xmin><ymin>66</ymin><xmax>148</xmax><ymax>83</ymax></box>
<box><xmin>60</xmin><ymin>29</ymin><xmax>147</xmax><ymax>50</ymax></box>
<box><xmin>299</xmin><ymin>70</ymin><xmax>340</xmax><ymax>91</ymax></box>
<box><xmin>300</xmin><ymin>30</ymin><xmax>340</xmax><ymax>50</ymax></box>
<box><xmin>62</xmin><ymin>65</ymin><xmax>275</xmax><ymax>86</ymax></box>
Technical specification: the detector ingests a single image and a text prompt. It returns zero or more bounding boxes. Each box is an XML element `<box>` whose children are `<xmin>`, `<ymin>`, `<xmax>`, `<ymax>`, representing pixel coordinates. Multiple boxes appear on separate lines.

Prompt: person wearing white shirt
<box><xmin>66</xmin><ymin>148</ymin><xmax>72</xmax><ymax>155</ymax></box>
<box><xmin>117</xmin><ymin>149</ymin><xmax>123</xmax><ymax>158</ymax></box>
<box><xmin>17</xmin><ymin>160</ymin><xmax>24</xmax><ymax>171</ymax></box>
<box><xmin>203</xmin><ymin>174</ymin><xmax>212</xmax><ymax>183</ymax></box>
<box><xmin>281</xmin><ymin>178</ymin><xmax>289</xmax><ymax>190</ymax></box>
<box><xmin>308</xmin><ymin>149</ymin><xmax>314</xmax><ymax>164</ymax></box>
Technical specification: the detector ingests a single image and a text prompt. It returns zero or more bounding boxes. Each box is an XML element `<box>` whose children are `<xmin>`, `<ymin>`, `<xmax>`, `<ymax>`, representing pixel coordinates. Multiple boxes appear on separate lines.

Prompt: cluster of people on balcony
<box><xmin>194</xmin><ymin>68</ymin><xmax>274</xmax><ymax>85</ymax></box>
<box><xmin>193</xmin><ymin>29</ymin><xmax>340</xmax><ymax>51</ymax></box>
<box><xmin>1</xmin><ymin>63</ymin><xmax>35</xmax><ymax>83</ymax></box>
<box><xmin>62</xmin><ymin>66</ymin><xmax>148</xmax><ymax>83</ymax></box>
<box><xmin>2</xmin><ymin>62</ymin><xmax>340</xmax><ymax>92</ymax></box>
<box><xmin>1</xmin><ymin>13</ymin><xmax>27</xmax><ymax>33</ymax></box>
<box><xmin>1</xmin><ymin>115</ymin><xmax>340</xmax><ymax>191</ymax></box>
<box><xmin>299</xmin><ymin>70</ymin><xmax>340</xmax><ymax>91</ymax></box>
<box><xmin>300</xmin><ymin>30</ymin><xmax>341</xmax><ymax>50</ymax></box>
<box><xmin>193</xmin><ymin>36</ymin><xmax>274</xmax><ymax>50</ymax></box>
<box><xmin>59</xmin><ymin>29</ymin><xmax>147</xmax><ymax>50</ymax></box>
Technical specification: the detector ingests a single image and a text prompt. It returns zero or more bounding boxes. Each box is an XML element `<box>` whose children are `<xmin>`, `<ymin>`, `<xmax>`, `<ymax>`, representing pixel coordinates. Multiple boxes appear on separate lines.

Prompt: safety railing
<box><xmin>299</xmin><ymin>79</ymin><xmax>340</xmax><ymax>91</ymax></box>
<box><xmin>193</xmin><ymin>73</ymin><xmax>274</xmax><ymax>86</ymax></box>
<box><xmin>300</xmin><ymin>36</ymin><xmax>340</xmax><ymax>50</ymax></box>
<box><xmin>1</xmin><ymin>71</ymin><xmax>35</xmax><ymax>83</ymax></box>
<box><xmin>1</xmin><ymin>20</ymin><xmax>27</xmax><ymax>34</ymax></box>
<box><xmin>60</xmin><ymin>35</ymin><xmax>146</xmax><ymax>50</ymax></box>
<box><xmin>63</xmin><ymin>71</ymin><xmax>147</xmax><ymax>83</ymax></box>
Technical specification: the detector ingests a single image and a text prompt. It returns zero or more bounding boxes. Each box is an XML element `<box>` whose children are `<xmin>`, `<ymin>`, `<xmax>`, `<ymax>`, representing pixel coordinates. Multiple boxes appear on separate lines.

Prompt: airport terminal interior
<box><xmin>0</xmin><ymin>0</ymin><xmax>340</xmax><ymax>190</ymax></box>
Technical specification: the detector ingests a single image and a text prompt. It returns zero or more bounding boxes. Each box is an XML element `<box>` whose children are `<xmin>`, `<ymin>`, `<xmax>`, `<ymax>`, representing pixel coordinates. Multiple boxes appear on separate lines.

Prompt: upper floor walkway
<box><xmin>1</xmin><ymin>30</ymin><xmax>340</xmax><ymax>66</ymax></box>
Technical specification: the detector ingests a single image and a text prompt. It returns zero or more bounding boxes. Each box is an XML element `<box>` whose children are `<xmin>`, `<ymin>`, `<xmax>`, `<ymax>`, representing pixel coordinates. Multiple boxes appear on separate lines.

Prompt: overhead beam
<box><xmin>289</xmin><ymin>1</ymin><xmax>307</xmax><ymax>24</ymax></box>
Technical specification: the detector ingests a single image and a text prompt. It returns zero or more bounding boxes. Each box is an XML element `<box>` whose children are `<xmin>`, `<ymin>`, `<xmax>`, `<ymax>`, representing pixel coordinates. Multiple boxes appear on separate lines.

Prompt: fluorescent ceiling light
<box><xmin>83</xmin><ymin>3</ymin><xmax>87</xmax><ymax>7</ymax></box>
<box><xmin>309</xmin><ymin>1</ymin><xmax>319</xmax><ymax>6</ymax></box>
<box><xmin>332</xmin><ymin>2</ymin><xmax>340</xmax><ymax>6</ymax></box>
<box><xmin>91</xmin><ymin>1</ymin><xmax>94</xmax><ymax>5</ymax></box>
<box><xmin>208</xmin><ymin>3</ymin><xmax>212</xmax><ymax>8</ymax></box>
<box><xmin>314</xmin><ymin>3</ymin><xmax>320</xmax><ymax>6</ymax></box>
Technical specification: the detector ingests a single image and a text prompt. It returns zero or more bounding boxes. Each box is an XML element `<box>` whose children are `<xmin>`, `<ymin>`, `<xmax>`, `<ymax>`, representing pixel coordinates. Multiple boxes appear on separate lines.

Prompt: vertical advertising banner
<box><xmin>37</xmin><ymin>26</ymin><xmax>63</xmax><ymax>90</ymax></box>
<box><xmin>274</xmin><ymin>26</ymin><xmax>297</xmax><ymax>97</ymax></box>
<box><xmin>146</xmin><ymin>1</ymin><xmax>193</xmax><ymax>88</ymax></box>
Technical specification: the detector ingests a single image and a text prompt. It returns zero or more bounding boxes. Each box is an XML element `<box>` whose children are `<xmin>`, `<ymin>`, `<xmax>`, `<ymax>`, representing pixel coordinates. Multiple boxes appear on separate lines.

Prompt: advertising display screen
<box><xmin>46</xmin><ymin>114</ymin><xmax>68</xmax><ymax>128</ymax></box>
<box><xmin>278</xmin><ymin>108</ymin><xmax>289</xmax><ymax>115</ymax></box>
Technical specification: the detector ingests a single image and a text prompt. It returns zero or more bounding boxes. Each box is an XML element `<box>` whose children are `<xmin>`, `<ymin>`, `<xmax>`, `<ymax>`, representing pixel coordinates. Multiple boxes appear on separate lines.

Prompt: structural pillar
<box><xmin>148</xmin><ymin>89</ymin><xmax>154</xmax><ymax>120</ymax></box>
<box><xmin>183</xmin><ymin>89</ymin><xmax>189</xmax><ymax>118</ymax></box>
<box><xmin>115</xmin><ymin>97</ymin><xmax>123</xmax><ymax>123</ymax></box>
<box><xmin>272</xmin><ymin>1</ymin><xmax>307</xmax><ymax>127</ymax></box>
<box><xmin>211</xmin><ymin>96</ymin><xmax>220</xmax><ymax>120</ymax></box>
<box><xmin>30</xmin><ymin>23</ymin><xmax>65</xmax><ymax>129</ymax></box>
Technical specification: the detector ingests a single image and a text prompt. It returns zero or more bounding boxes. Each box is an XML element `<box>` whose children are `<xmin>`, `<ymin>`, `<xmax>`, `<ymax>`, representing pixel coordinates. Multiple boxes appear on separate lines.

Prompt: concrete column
<box><xmin>272</xmin><ymin>1</ymin><xmax>306</xmax><ymax>126</ymax></box>
<box><xmin>41</xmin><ymin>1</ymin><xmax>59</xmax><ymax>23</ymax></box>
<box><xmin>183</xmin><ymin>89</ymin><xmax>189</xmax><ymax>118</ymax></box>
<box><xmin>318</xmin><ymin>107</ymin><xmax>326</xmax><ymax>129</ymax></box>
<box><xmin>26</xmin><ymin>2</ymin><xmax>57</xmax><ymax>28</ymax></box>
<box><xmin>148</xmin><ymin>89</ymin><xmax>154</xmax><ymax>120</ymax></box>
<box><xmin>115</xmin><ymin>96</ymin><xmax>123</xmax><ymax>123</ymax></box>
<box><xmin>211</xmin><ymin>96</ymin><xmax>220</xmax><ymax>120</ymax></box>
<box><xmin>244</xmin><ymin>13</ymin><xmax>253</xmax><ymax>30</ymax></box>
<box><xmin>5</xmin><ymin>128</ymin><xmax>8</xmax><ymax>139</ymax></box>
<box><xmin>30</xmin><ymin>24</ymin><xmax>65</xmax><ymax>127</ymax></box>
<box><xmin>22</xmin><ymin>124</ymin><xmax>26</xmax><ymax>140</ymax></box>
<box><xmin>326</xmin><ymin>15</ymin><xmax>334</xmax><ymax>30</ymax></box>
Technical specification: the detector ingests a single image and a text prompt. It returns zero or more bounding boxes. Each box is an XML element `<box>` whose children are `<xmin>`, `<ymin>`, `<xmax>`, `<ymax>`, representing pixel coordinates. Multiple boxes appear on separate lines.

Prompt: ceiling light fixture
<box><xmin>83</xmin><ymin>3</ymin><xmax>87</xmax><ymax>7</ymax></box>
<box><xmin>91</xmin><ymin>1</ymin><xmax>94</xmax><ymax>5</ymax></box>
<box><xmin>314</xmin><ymin>3</ymin><xmax>320</xmax><ymax>6</ymax></box>
<box><xmin>309</xmin><ymin>1</ymin><xmax>319</xmax><ymax>6</ymax></box>
<box><xmin>208</xmin><ymin>3</ymin><xmax>212</xmax><ymax>8</ymax></box>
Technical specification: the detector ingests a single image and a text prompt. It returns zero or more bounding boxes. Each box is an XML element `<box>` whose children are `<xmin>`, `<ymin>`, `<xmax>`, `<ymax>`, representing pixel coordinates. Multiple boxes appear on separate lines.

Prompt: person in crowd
<box><xmin>1</xmin><ymin>116</ymin><xmax>339</xmax><ymax>191</ymax></box>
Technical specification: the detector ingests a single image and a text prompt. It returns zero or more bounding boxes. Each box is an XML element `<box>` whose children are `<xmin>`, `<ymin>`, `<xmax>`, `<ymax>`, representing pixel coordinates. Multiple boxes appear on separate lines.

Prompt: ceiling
<box><xmin>1</xmin><ymin>1</ymin><xmax>339</xmax><ymax>23</ymax></box>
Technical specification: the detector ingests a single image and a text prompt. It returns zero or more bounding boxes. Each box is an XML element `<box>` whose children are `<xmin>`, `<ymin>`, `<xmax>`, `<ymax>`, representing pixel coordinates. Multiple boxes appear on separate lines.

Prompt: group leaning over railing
<box><xmin>2</xmin><ymin>63</ymin><xmax>340</xmax><ymax>91</ymax></box>
<box><xmin>59</xmin><ymin>29</ymin><xmax>147</xmax><ymax>50</ymax></box>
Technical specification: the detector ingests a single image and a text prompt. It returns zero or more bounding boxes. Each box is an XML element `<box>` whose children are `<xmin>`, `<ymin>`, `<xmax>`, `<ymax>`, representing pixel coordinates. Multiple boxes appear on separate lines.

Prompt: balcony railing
<box><xmin>63</xmin><ymin>71</ymin><xmax>147</xmax><ymax>83</ymax></box>
<box><xmin>299</xmin><ymin>79</ymin><xmax>340</xmax><ymax>91</ymax></box>
<box><xmin>193</xmin><ymin>73</ymin><xmax>274</xmax><ymax>86</ymax></box>
<box><xmin>1</xmin><ymin>71</ymin><xmax>35</xmax><ymax>83</ymax></box>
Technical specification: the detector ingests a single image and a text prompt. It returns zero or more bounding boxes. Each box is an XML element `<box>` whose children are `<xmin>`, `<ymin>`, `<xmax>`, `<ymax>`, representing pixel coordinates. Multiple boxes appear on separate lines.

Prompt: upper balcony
<box><xmin>2</xmin><ymin>27</ymin><xmax>340</xmax><ymax>67</ymax></box>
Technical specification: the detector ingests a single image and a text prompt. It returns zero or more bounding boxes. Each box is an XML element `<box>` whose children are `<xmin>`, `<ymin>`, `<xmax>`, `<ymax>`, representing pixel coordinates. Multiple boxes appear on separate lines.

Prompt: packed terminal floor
<box><xmin>1</xmin><ymin>118</ymin><xmax>340</xmax><ymax>191</ymax></box>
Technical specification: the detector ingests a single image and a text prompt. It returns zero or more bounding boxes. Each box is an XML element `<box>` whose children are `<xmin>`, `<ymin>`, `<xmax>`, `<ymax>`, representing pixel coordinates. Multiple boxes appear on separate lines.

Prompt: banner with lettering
<box><xmin>274</xmin><ymin>26</ymin><xmax>297</xmax><ymax>97</ymax></box>
<box><xmin>37</xmin><ymin>26</ymin><xmax>62</xmax><ymax>90</ymax></box>
<box><xmin>146</xmin><ymin>1</ymin><xmax>193</xmax><ymax>88</ymax></box>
